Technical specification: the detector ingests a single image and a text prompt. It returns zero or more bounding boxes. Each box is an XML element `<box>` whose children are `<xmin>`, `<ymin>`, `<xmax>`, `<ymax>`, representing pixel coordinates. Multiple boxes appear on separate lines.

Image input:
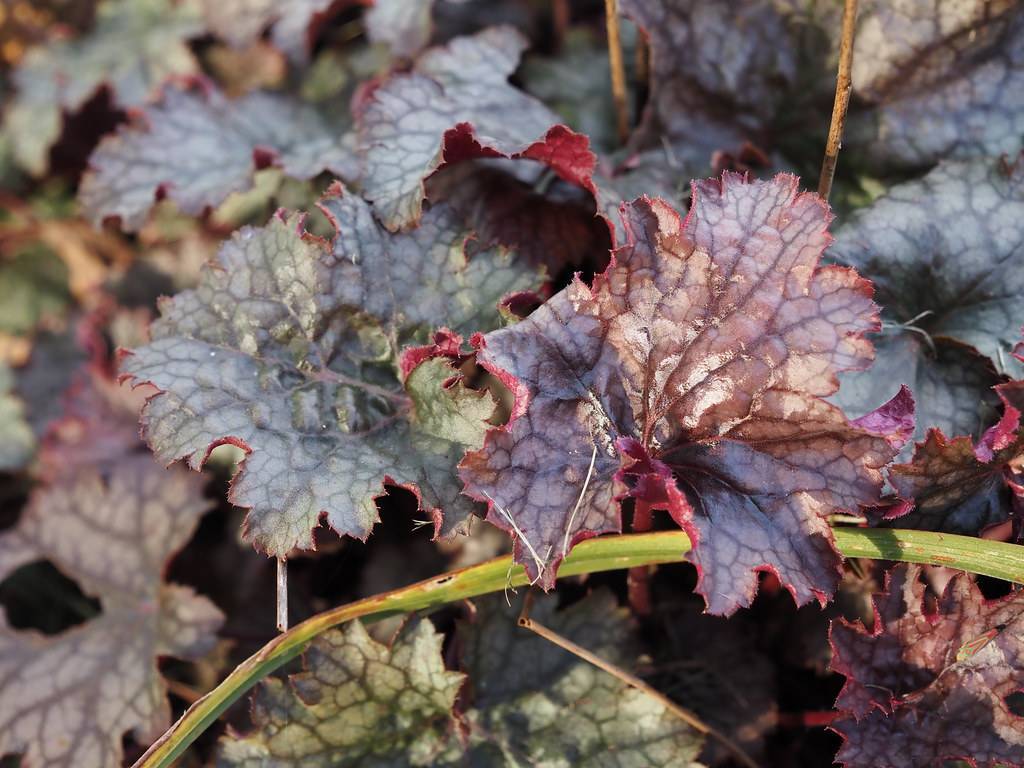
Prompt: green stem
<box><xmin>135</xmin><ymin>528</ymin><xmax>1024</xmax><ymax>768</ymax></box>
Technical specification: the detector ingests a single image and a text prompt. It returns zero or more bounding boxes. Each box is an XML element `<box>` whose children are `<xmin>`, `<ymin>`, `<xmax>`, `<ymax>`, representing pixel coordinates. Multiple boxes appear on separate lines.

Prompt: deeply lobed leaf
<box><xmin>461</xmin><ymin>172</ymin><xmax>910</xmax><ymax>614</ymax></box>
<box><xmin>885</xmin><ymin>381</ymin><xmax>1024</xmax><ymax>537</ymax></box>
<box><xmin>0</xmin><ymin>457</ymin><xmax>223</xmax><ymax>768</ymax></box>
<box><xmin>831</xmin><ymin>564</ymin><xmax>1024</xmax><ymax>767</ymax></box>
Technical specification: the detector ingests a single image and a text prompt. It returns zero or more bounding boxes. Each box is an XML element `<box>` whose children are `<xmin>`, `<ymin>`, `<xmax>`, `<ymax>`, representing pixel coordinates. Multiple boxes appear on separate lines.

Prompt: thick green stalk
<box><xmin>135</xmin><ymin>528</ymin><xmax>1024</xmax><ymax>768</ymax></box>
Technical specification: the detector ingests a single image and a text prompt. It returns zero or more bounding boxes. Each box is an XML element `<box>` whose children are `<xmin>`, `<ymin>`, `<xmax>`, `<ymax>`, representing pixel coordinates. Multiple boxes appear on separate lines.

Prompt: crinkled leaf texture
<box><xmin>831</xmin><ymin>564</ymin><xmax>1024</xmax><ymax>767</ymax></box>
<box><xmin>461</xmin><ymin>173</ymin><xmax>911</xmax><ymax>615</ymax></box>
<box><xmin>219</xmin><ymin>591</ymin><xmax>704</xmax><ymax>767</ymax></box>
<box><xmin>830</xmin><ymin>155</ymin><xmax>1024</xmax><ymax>445</ymax></box>
<box><xmin>122</xmin><ymin>192</ymin><xmax>542</xmax><ymax>556</ymax></box>
<box><xmin>2</xmin><ymin>0</ymin><xmax>202</xmax><ymax>175</ymax></box>
<box><xmin>886</xmin><ymin>381</ymin><xmax>1024</xmax><ymax>536</ymax></box>
<box><xmin>620</xmin><ymin>0</ymin><xmax>800</xmax><ymax>176</ymax></box>
<box><xmin>217</xmin><ymin>619</ymin><xmax>465</xmax><ymax>766</ymax></box>
<box><xmin>0</xmin><ymin>456</ymin><xmax>223</xmax><ymax>768</ymax></box>
<box><xmin>456</xmin><ymin>591</ymin><xmax>704</xmax><ymax>765</ymax></box>
<box><xmin>79</xmin><ymin>83</ymin><xmax>356</xmax><ymax>231</ymax></box>
<box><xmin>357</xmin><ymin>26</ymin><xmax>596</xmax><ymax>232</ymax></box>
<box><xmin>621</xmin><ymin>0</ymin><xmax>1024</xmax><ymax>175</ymax></box>
<box><xmin>849</xmin><ymin>0</ymin><xmax>1024</xmax><ymax>168</ymax></box>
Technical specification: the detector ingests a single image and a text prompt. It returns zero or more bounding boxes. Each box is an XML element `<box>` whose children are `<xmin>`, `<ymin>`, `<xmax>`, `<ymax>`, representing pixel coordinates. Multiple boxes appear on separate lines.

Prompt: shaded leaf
<box><xmin>220</xmin><ymin>591</ymin><xmax>705</xmax><ymax>766</ymax></box>
<box><xmin>886</xmin><ymin>381</ymin><xmax>1024</xmax><ymax>536</ymax></box>
<box><xmin>461</xmin><ymin>172</ymin><xmax>907</xmax><ymax>614</ymax></box>
<box><xmin>622</xmin><ymin>0</ymin><xmax>1024</xmax><ymax>174</ymax></box>
<box><xmin>833</xmin><ymin>336</ymin><xmax>1000</xmax><ymax>456</ymax></box>
<box><xmin>646</xmin><ymin>602</ymin><xmax>777</xmax><ymax>764</ymax></box>
<box><xmin>79</xmin><ymin>83</ymin><xmax>356</xmax><ymax>231</ymax></box>
<box><xmin>456</xmin><ymin>591</ymin><xmax>705</xmax><ymax>765</ymax></box>
<box><xmin>217</xmin><ymin>619</ymin><xmax>465</xmax><ymax>766</ymax></box>
<box><xmin>0</xmin><ymin>363</ymin><xmax>35</xmax><ymax>471</ymax></box>
<box><xmin>620</xmin><ymin>0</ymin><xmax>810</xmax><ymax>176</ymax></box>
<box><xmin>13</xmin><ymin>326</ymin><xmax>89</xmax><ymax>439</ymax></box>
<box><xmin>830</xmin><ymin>156</ymin><xmax>1024</xmax><ymax>445</ymax></box>
<box><xmin>849</xmin><ymin>1</ymin><xmax>1024</xmax><ymax>168</ymax></box>
<box><xmin>425</xmin><ymin>159</ymin><xmax>610</xmax><ymax>270</ymax></box>
<box><xmin>357</xmin><ymin>26</ymin><xmax>596</xmax><ymax>231</ymax></box>
<box><xmin>592</xmin><ymin>149</ymin><xmax>690</xmax><ymax>246</ymax></box>
<box><xmin>0</xmin><ymin>456</ymin><xmax>223</xmax><ymax>768</ymax></box>
<box><xmin>831</xmin><ymin>564</ymin><xmax>1024</xmax><ymax>767</ymax></box>
<box><xmin>121</xmin><ymin>193</ymin><xmax>542</xmax><ymax>555</ymax></box>
<box><xmin>2</xmin><ymin>0</ymin><xmax>202</xmax><ymax>175</ymax></box>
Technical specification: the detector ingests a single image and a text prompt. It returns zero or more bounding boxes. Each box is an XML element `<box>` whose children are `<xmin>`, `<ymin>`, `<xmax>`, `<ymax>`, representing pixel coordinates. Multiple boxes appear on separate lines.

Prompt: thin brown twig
<box><xmin>517</xmin><ymin>592</ymin><xmax>760</xmax><ymax>768</ymax></box>
<box><xmin>817</xmin><ymin>0</ymin><xmax>859</xmax><ymax>200</ymax></box>
<box><xmin>552</xmin><ymin>0</ymin><xmax>571</xmax><ymax>50</ymax></box>
<box><xmin>604</xmin><ymin>0</ymin><xmax>630</xmax><ymax>145</ymax></box>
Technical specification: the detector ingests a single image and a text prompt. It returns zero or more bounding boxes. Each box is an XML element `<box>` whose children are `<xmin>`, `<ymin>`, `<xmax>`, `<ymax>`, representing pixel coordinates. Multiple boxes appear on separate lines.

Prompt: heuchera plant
<box><xmin>0</xmin><ymin>1</ymin><xmax>1022</xmax><ymax>767</ymax></box>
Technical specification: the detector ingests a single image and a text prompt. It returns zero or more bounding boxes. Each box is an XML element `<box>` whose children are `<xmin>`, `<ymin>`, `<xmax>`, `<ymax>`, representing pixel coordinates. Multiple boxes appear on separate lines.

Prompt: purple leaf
<box><xmin>461</xmin><ymin>172</ymin><xmax>908</xmax><ymax>614</ymax></box>
<box><xmin>0</xmin><ymin>457</ymin><xmax>223</xmax><ymax>768</ymax></box>
<box><xmin>831</xmin><ymin>564</ymin><xmax>1024</xmax><ymax>767</ymax></box>
<box><xmin>887</xmin><ymin>381</ymin><xmax>1024</xmax><ymax>536</ymax></box>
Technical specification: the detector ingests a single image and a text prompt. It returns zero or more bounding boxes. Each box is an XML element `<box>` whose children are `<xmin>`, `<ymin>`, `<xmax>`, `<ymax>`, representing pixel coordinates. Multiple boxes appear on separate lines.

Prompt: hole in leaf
<box><xmin>0</xmin><ymin>560</ymin><xmax>101</xmax><ymax>635</ymax></box>
<box><xmin>1006</xmin><ymin>691</ymin><xmax>1024</xmax><ymax>717</ymax></box>
<box><xmin>976</xmin><ymin>574</ymin><xmax>1013</xmax><ymax>601</ymax></box>
<box><xmin>0</xmin><ymin>482</ymin><xmax>30</xmax><ymax>532</ymax></box>
<box><xmin>49</xmin><ymin>86</ymin><xmax>124</xmax><ymax>181</ymax></box>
